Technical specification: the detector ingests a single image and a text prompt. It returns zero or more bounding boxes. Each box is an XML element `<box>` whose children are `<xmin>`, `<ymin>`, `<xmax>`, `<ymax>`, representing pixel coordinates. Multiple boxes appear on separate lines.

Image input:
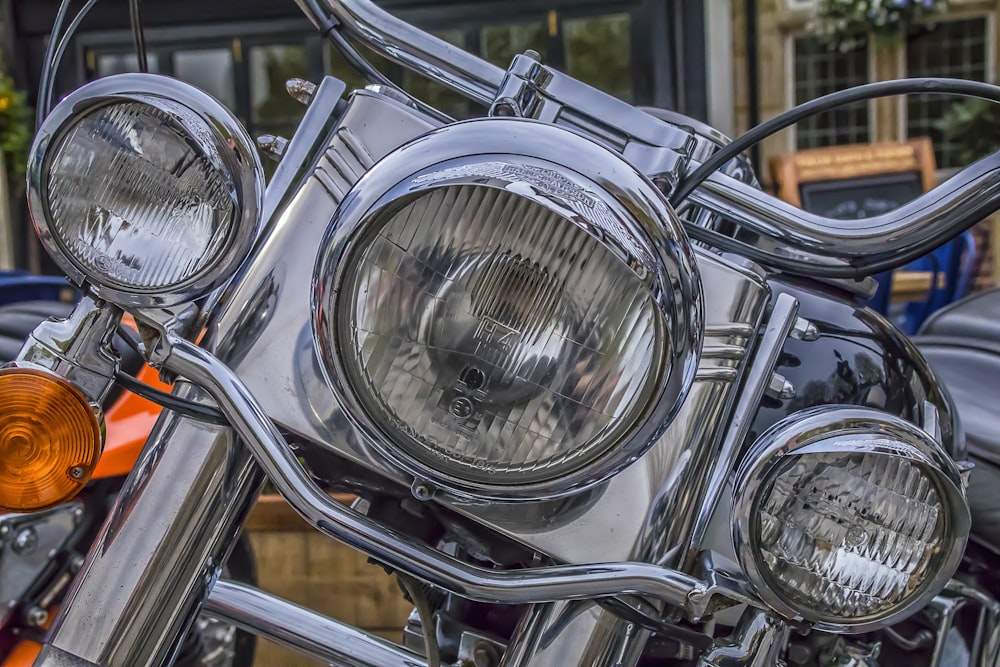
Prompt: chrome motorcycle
<box><xmin>8</xmin><ymin>0</ymin><xmax>1000</xmax><ymax>665</ymax></box>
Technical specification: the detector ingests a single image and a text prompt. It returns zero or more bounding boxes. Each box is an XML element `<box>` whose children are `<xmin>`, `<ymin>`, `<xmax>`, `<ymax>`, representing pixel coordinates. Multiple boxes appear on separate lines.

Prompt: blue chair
<box><xmin>0</xmin><ymin>271</ymin><xmax>79</xmax><ymax>306</ymax></box>
<box><xmin>868</xmin><ymin>231</ymin><xmax>978</xmax><ymax>334</ymax></box>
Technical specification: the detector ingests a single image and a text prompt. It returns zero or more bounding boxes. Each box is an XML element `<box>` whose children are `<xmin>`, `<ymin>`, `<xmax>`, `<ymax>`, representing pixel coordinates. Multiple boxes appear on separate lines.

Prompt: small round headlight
<box><xmin>313</xmin><ymin>119</ymin><xmax>702</xmax><ymax>501</ymax></box>
<box><xmin>732</xmin><ymin>406</ymin><xmax>970</xmax><ymax>633</ymax></box>
<box><xmin>28</xmin><ymin>74</ymin><xmax>264</xmax><ymax>308</ymax></box>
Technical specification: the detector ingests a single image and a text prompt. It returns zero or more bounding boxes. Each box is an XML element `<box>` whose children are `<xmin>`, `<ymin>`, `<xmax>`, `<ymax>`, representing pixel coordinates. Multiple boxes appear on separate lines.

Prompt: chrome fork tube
<box><xmin>33</xmin><ymin>385</ymin><xmax>263</xmax><ymax>667</ymax></box>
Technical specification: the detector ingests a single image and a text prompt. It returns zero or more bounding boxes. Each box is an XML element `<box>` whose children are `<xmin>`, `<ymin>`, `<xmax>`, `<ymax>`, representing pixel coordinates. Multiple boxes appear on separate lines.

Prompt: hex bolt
<box><xmin>26</xmin><ymin>606</ymin><xmax>48</xmax><ymax>627</ymax></box>
<box><xmin>257</xmin><ymin>135</ymin><xmax>289</xmax><ymax>162</ymax></box>
<box><xmin>472</xmin><ymin>643</ymin><xmax>499</xmax><ymax>667</ymax></box>
<box><xmin>12</xmin><ymin>528</ymin><xmax>37</xmax><ymax>555</ymax></box>
<box><xmin>286</xmin><ymin>78</ymin><xmax>317</xmax><ymax>105</ymax></box>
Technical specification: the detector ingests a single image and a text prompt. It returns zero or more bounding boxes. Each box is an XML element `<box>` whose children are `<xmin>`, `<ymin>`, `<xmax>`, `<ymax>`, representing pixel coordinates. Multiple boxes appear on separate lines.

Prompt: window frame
<box><xmin>785</xmin><ymin>32</ymin><xmax>876</xmax><ymax>152</ymax></box>
<box><xmin>897</xmin><ymin>12</ymin><xmax>997</xmax><ymax>174</ymax></box>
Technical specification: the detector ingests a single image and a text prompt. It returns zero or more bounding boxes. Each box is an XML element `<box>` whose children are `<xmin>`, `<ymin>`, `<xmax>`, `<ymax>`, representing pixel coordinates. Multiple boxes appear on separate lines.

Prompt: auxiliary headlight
<box><xmin>732</xmin><ymin>406</ymin><xmax>970</xmax><ymax>633</ymax></box>
<box><xmin>313</xmin><ymin>119</ymin><xmax>702</xmax><ymax>501</ymax></box>
<box><xmin>28</xmin><ymin>74</ymin><xmax>264</xmax><ymax>308</ymax></box>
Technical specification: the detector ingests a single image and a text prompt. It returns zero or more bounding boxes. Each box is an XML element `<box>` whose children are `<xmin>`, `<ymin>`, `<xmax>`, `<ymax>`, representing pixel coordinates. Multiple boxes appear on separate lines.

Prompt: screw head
<box><xmin>68</xmin><ymin>466</ymin><xmax>85</xmax><ymax>480</ymax></box>
<box><xmin>12</xmin><ymin>528</ymin><xmax>37</xmax><ymax>555</ymax></box>
<box><xmin>411</xmin><ymin>482</ymin><xmax>434</xmax><ymax>501</ymax></box>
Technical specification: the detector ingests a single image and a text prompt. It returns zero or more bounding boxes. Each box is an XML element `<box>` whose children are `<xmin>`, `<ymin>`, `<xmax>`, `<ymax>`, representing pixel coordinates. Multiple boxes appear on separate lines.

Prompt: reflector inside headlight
<box><xmin>29</xmin><ymin>74</ymin><xmax>263</xmax><ymax>307</ymax></box>
<box><xmin>314</xmin><ymin>119</ymin><xmax>702</xmax><ymax>500</ymax></box>
<box><xmin>340</xmin><ymin>185</ymin><xmax>663</xmax><ymax>486</ymax></box>
<box><xmin>733</xmin><ymin>406</ymin><xmax>970</xmax><ymax>632</ymax></box>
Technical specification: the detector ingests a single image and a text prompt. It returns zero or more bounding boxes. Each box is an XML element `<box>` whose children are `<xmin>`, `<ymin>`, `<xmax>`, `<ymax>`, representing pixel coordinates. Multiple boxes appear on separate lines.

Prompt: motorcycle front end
<box><xmin>1</xmin><ymin>1</ymin><xmax>999</xmax><ymax>666</ymax></box>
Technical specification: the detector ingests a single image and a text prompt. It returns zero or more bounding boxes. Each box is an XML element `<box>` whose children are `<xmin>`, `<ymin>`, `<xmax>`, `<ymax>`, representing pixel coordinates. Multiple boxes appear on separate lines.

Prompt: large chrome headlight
<box><xmin>313</xmin><ymin>119</ymin><xmax>702</xmax><ymax>500</ymax></box>
<box><xmin>732</xmin><ymin>406</ymin><xmax>970</xmax><ymax>633</ymax></box>
<box><xmin>28</xmin><ymin>74</ymin><xmax>264</xmax><ymax>308</ymax></box>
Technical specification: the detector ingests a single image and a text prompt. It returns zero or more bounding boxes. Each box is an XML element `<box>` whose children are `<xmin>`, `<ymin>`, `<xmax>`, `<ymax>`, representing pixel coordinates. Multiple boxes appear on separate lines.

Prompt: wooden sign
<box><xmin>770</xmin><ymin>138</ymin><xmax>936</xmax><ymax>216</ymax></box>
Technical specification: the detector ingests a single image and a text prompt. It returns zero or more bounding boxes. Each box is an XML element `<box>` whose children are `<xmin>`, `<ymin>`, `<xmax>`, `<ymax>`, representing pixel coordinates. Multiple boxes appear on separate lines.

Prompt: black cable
<box><xmin>128</xmin><ymin>0</ymin><xmax>148</xmax><ymax>73</ymax></box>
<box><xmin>110</xmin><ymin>323</ymin><xmax>227</xmax><ymax>425</ymax></box>
<box><xmin>36</xmin><ymin>0</ymin><xmax>73</xmax><ymax>129</ymax></box>
<box><xmin>670</xmin><ymin>78</ymin><xmax>1000</xmax><ymax>208</ymax></box>
<box><xmin>114</xmin><ymin>370</ymin><xmax>228</xmax><ymax>426</ymax></box>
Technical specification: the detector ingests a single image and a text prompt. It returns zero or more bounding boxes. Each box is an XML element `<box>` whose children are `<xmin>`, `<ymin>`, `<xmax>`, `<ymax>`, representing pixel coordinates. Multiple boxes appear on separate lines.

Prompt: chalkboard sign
<box><xmin>771</xmin><ymin>139</ymin><xmax>936</xmax><ymax>216</ymax></box>
<box><xmin>799</xmin><ymin>170</ymin><xmax>925</xmax><ymax>220</ymax></box>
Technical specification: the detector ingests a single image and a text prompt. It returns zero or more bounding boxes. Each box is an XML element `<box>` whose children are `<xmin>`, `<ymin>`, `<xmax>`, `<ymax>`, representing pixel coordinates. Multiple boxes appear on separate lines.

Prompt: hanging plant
<box><xmin>935</xmin><ymin>95</ymin><xmax>1000</xmax><ymax>165</ymax></box>
<box><xmin>0</xmin><ymin>71</ymin><xmax>32</xmax><ymax>195</ymax></box>
<box><xmin>810</xmin><ymin>0</ymin><xmax>948</xmax><ymax>53</ymax></box>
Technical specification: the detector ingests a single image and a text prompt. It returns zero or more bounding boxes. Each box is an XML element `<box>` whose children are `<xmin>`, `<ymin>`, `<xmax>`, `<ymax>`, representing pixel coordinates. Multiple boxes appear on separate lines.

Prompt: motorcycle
<box><xmin>6</xmin><ymin>0</ymin><xmax>1000</xmax><ymax>665</ymax></box>
<box><xmin>0</xmin><ymin>286</ymin><xmax>257</xmax><ymax>666</ymax></box>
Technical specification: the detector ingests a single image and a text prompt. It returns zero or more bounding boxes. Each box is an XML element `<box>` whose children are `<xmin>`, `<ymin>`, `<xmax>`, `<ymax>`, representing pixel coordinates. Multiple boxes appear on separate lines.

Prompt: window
<box><xmin>792</xmin><ymin>36</ymin><xmax>870</xmax><ymax>149</ymax></box>
<box><xmin>564</xmin><ymin>13</ymin><xmax>633</xmax><ymax>102</ymax></box>
<box><xmin>905</xmin><ymin>17</ymin><xmax>989</xmax><ymax>169</ymax></box>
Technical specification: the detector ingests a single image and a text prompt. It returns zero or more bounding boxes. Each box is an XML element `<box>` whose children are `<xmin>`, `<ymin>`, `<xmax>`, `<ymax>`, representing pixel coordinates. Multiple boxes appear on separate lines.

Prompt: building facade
<box><xmin>732</xmin><ymin>0</ymin><xmax>1000</xmax><ymax>181</ymax></box>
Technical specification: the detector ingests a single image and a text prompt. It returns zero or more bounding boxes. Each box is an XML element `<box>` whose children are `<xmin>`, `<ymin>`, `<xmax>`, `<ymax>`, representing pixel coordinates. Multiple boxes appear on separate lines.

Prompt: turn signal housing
<box><xmin>0</xmin><ymin>367</ymin><xmax>103</xmax><ymax>512</ymax></box>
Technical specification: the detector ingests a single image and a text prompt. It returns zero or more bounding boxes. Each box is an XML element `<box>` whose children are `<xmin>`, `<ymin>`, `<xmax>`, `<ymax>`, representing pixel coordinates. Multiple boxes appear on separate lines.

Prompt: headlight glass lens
<box><xmin>338</xmin><ymin>184</ymin><xmax>665</xmax><ymax>486</ymax></box>
<box><xmin>45</xmin><ymin>101</ymin><xmax>237</xmax><ymax>292</ymax></box>
<box><xmin>756</xmin><ymin>451</ymin><xmax>945</xmax><ymax>622</ymax></box>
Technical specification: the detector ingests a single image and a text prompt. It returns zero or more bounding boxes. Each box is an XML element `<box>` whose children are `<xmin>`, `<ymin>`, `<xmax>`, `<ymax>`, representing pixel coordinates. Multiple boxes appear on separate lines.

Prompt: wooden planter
<box><xmin>245</xmin><ymin>495</ymin><xmax>414</xmax><ymax>667</ymax></box>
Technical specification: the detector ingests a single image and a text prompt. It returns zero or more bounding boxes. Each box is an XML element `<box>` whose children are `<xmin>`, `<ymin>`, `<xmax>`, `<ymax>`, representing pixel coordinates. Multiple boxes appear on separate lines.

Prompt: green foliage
<box><xmin>811</xmin><ymin>0</ymin><xmax>948</xmax><ymax>53</ymax></box>
<box><xmin>935</xmin><ymin>96</ymin><xmax>1000</xmax><ymax>165</ymax></box>
<box><xmin>0</xmin><ymin>71</ymin><xmax>32</xmax><ymax>194</ymax></box>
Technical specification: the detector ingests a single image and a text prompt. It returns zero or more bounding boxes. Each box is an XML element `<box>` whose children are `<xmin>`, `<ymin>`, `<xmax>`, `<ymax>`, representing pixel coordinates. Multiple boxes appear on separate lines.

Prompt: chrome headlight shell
<box><xmin>28</xmin><ymin>74</ymin><xmax>264</xmax><ymax>308</ymax></box>
<box><xmin>313</xmin><ymin>118</ymin><xmax>703</xmax><ymax>501</ymax></box>
<box><xmin>732</xmin><ymin>406</ymin><xmax>970</xmax><ymax>633</ymax></box>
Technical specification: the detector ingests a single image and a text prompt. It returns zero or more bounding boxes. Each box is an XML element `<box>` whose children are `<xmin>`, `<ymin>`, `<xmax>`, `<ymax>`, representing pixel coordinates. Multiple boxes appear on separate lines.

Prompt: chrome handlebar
<box><xmin>296</xmin><ymin>0</ymin><xmax>504</xmax><ymax>105</ymax></box>
<box><xmin>689</xmin><ymin>152</ymin><xmax>1000</xmax><ymax>275</ymax></box>
<box><xmin>296</xmin><ymin>0</ymin><xmax>1000</xmax><ymax>277</ymax></box>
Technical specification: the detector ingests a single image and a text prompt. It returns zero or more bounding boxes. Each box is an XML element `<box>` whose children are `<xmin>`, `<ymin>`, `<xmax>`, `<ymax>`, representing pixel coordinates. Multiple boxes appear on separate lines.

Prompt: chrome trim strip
<box><xmin>259</xmin><ymin>76</ymin><xmax>347</xmax><ymax>230</ymax></box>
<box><xmin>156</xmin><ymin>334</ymin><xmax>750</xmax><ymax>617</ymax></box>
<box><xmin>204</xmin><ymin>580</ymin><xmax>426</xmax><ymax>667</ymax></box>
<box><xmin>683</xmin><ymin>293</ymin><xmax>799</xmax><ymax>567</ymax></box>
<box><xmin>295</xmin><ymin>0</ymin><xmax>504</xmax><ymax>105</ymax></box>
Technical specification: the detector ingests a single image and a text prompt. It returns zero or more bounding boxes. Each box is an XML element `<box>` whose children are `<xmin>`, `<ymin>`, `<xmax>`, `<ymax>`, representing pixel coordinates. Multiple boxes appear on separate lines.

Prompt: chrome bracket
<box><xmin>14</xmin><ymin>295</ymin><xmax>121</xmax><ymax>403</ymax></box>
<box><xmin>489</xmin><ymin>53</ymin><xmax>697</xmax><ymax>190</ymax></box>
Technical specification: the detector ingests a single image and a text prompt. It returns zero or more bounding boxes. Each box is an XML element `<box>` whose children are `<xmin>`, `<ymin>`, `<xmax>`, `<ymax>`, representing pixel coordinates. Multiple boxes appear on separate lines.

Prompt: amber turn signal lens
<box><xmin>0</xmin><ymin>368</ymin><xmax>103</xmax><ymax>512</ymax></box>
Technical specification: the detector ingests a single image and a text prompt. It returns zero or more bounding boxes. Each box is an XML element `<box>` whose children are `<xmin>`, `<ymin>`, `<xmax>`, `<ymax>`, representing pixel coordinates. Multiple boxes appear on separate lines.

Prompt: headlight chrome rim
<box><xmin>732</xmin><ymin>406</ymin><xmax>970</xmax><ymax>633</ymax></box>
<box><xmin>27</xmin><ymin>73</ymin><xmax>264</xmax><ymax>308</ymax></box>
<box><xmin>312</xmin><ymin>118</ymin><xmax>703</xmax><ymax>501</ymax></box>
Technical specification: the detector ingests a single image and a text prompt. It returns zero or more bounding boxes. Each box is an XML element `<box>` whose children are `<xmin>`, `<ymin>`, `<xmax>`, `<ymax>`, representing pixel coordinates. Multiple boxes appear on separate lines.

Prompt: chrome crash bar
<box><xmin>205</xmin><ymin>580</ymin><xmax>427</xmax><ymax>667</ymax></box>
<box><xmin>153</xmin><ymin>333</ymin><xmax>754</xmax><ymax>619</ymax></box>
